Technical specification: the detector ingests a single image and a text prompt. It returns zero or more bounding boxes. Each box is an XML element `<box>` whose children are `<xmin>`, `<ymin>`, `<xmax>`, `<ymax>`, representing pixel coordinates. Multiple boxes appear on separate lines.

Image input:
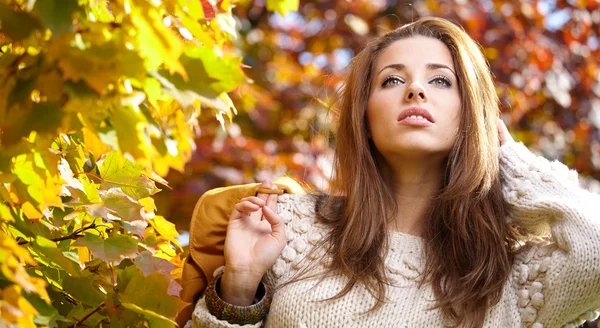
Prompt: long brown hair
<box><xmin>283</xmin><ymin>17</ymin><xmax>518</xmax><ymax>328</ymax></box>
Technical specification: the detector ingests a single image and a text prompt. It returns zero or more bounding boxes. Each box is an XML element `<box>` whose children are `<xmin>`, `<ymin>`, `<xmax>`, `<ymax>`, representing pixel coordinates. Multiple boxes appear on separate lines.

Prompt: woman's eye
<box><xmin>382</xmin><ymin>77</ymin><xmax>404</xmax><ymax>87</ymax></box>
<box><xmin>431</xmin><ymin>76</ymin><xmax>451</xmax><ymax>87</ymax></box>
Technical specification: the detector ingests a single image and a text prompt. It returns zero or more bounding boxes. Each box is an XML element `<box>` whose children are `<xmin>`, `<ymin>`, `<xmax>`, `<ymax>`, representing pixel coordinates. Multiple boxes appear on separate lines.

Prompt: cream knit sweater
<box><xmin>187</xmin><ymin>142</ymin><xmax>600</xmax><ymax>328</ymax></box>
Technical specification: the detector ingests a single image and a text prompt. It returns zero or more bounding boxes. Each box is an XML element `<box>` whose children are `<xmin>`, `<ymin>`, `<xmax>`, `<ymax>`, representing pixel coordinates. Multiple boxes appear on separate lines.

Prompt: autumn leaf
<box><xmin>0</xmin><ymin>285</ymin><xmax>39</xmax><ymax>327</ymax></box>
<box><xmin>110</xmin><ymin>105</ymin><xmax>156</xmax><ymax>165</ymax></box>
<box><xmin>62</xmin><ymin>275</ymin><xmax>106</xmax><ymax>307</ymax></box>
<box><xmin>73</xmin><ymin>233</ymin><xmax>139</xmax><ymax>264</ymax></box>
<box><xmin>30</xmin><ymin>236</ymin><xmax>81</xmax><ymax>277</ymax></box>
<box><xmin>33</xmin><ymin>0</ymin><xmax>82</xmax><ymax>35</ymax></box>
<box><xmin>99</xmin><ymin>151</ymin><xmax>160</xmax><ymax>200</ymax></box>
<box><xmin>129</xmin><ymin>0</ymin><xmax>186</xmax><ymax>77</ymax></box>
<box><xmin>154</xmin><ymin>46</ymin><xmax>245</xmax><ymax>113</ymax></box>
<box><xmin>0</xmin><ymin>3</ymin><xmax>42</xmax><ymax>41</ymax></box>
<box><xmin>134</xmin><ymin>251</ymin><xmax>176</xmax><ymax>276</ymax></box>
<box><xmin>120</xmin><ymin>270</ymin><xmax>179</xmax><ymax>328</ymax></box>
<box><xmin>99</xmin><ymin>187</ymin><xmax>145</xmax><ymax>222</ymax></box>
<box><xmin>266</xmin><ymin>0</ymin><xmax>300</xmax><ymax>16</ymax></box>
<box><xmin>150</xmin><ymin>215</ymin><xmax>179</xmax><ymax>243</ymax></box>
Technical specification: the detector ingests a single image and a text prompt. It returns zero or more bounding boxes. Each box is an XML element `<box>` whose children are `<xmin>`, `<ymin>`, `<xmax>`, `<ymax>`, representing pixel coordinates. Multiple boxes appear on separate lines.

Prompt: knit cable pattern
<box><xmin>500</xmin><ymin>142</ymin><xmax>600</xmax><ymax>327</ymax></box>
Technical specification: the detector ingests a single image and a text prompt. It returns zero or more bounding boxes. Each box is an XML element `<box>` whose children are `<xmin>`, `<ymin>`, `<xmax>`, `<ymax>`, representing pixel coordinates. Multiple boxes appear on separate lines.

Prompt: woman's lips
<box><xmin>398</xmin><ymin>116</ymin><xmax>434</xmax><ymax>127</ymax></box>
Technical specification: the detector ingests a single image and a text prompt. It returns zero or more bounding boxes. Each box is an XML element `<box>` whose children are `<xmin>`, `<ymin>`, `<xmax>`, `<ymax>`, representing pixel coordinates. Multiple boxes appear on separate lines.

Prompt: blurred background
<box><xmin>159</xmin><ymin>0</ymin><xmax>600</xmax><ymax>247</ymax></box>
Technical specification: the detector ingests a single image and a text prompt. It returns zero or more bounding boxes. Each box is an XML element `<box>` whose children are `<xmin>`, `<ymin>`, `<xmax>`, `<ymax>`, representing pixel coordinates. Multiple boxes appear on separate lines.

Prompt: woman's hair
<box><xmin>282</xmin><ymin>17</ymin><xmax>519</xmax><ymax>328</ymax></box>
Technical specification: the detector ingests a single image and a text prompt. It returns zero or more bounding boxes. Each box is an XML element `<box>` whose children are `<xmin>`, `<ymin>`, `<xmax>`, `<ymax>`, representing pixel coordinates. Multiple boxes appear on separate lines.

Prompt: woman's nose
<box><xmin>404</xmin><ymin>82</ymin><xmax>428</xmax><ymax>102</ymax></box>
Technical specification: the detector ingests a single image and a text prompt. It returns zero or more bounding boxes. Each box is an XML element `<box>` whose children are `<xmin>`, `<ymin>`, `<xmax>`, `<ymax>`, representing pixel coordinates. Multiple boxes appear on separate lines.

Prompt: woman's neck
<box><xmin>385</xmin><ymin>158</ymin><xmax>445</xmax><ymax>237</ymax></box>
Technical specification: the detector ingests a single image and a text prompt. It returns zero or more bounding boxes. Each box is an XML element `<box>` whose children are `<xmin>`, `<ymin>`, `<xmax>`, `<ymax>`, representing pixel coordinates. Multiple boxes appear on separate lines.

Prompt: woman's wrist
<box><xmin>220</xmin><ymin>268</ymin><xmax>264</xmax><ymax>305</ymax></box>
<box><xmin>204</xmin><ymin>267</ymin><xmax>272</xmax><ymax>325</ymax></box>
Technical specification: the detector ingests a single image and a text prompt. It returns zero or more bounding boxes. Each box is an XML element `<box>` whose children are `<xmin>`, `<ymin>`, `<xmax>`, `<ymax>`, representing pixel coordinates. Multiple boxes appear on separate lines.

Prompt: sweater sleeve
<box><xmin>188</xmin><ymin>296</ymin><xmax>264</xmax><ymax>328</ymax></box>
<box><xmin>500</xmin><ymin>141</ymin><xmax>600</xmax><ymax>327</ymax></box>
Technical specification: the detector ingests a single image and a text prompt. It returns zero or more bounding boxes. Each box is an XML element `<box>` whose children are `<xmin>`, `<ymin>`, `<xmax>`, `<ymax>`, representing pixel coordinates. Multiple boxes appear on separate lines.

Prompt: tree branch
<box><xmin>17</xmin><ymin>222</ymin><xmax>98</xmax><ymax>245</ymax></box>
<box><xmin>72</xmin><ymin>300</ymin><xmax>106</xmax><ymax>327</ymax></box>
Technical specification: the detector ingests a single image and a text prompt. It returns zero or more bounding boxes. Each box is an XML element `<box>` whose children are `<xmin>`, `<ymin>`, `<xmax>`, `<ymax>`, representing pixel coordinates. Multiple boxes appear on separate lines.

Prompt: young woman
<box><xmin>186</xmin><ymin>17</ymin><xmax>600</xmax><ymax>328</ymax></box>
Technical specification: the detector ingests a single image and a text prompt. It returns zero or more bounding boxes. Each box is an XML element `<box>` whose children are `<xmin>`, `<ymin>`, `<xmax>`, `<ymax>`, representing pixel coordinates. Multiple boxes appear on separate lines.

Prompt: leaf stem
<box><xmin>74</xmin><ymin>171</ymin><xmax>103</xmax><ymax>182</ymax></box>
<box><xmin>109</xmin><ymin>264</ymin><xmax>116</xmax><ymax>290</ymax></box>
<box><xmin>73</xmin><ymin>300</ymin><xmax>106</xmax><ymax>327</ymax></box>
<box><xmin>17</xmin><ymin>222</ymin><xmax>98</xmax><ymax>245</ymax></box>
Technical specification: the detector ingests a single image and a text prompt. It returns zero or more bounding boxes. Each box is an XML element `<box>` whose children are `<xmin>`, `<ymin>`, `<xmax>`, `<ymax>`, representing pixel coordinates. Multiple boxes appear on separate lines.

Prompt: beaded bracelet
<box><xmin>204</xmin><ymin>271</ymin><xmax>272</xmax><ymax>325</ymax></box>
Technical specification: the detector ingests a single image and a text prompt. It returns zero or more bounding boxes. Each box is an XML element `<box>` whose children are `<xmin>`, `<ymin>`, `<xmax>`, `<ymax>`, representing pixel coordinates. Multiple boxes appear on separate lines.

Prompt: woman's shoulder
<box><xmin>276</xmin><ymin>193</ymin><xmax>318</xmax><ymax>217</ymax></box>
<box><xmin>276</xmin><ymin>193</ymin><xmax>327</xmax><ymax>237</ymax></box>
<box><xmin>267</xmin><ymin>193</ymin><xmax>331</xmax><ymax>282</ymax></box>
<box><xmin>275</xmin><ymin>192</ymin><xmax>338</xmax><ymax>233</ymax></box>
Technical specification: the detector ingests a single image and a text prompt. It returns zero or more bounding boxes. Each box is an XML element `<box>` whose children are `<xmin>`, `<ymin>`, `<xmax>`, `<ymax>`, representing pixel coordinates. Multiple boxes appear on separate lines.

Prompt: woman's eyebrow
<box><xmin>376</xmin><ymin>63</ymin><xmax>457</xmax><ymax>78</ymax></box>
<box><xmin>377</xmin><ymin>63</ymin><xmax>405</xmax><ymax>77</ymax></box>
<box><xmin>427</xmin><ymin>63</ymin><xmax>457</xmax><ymax>77</ymax></box>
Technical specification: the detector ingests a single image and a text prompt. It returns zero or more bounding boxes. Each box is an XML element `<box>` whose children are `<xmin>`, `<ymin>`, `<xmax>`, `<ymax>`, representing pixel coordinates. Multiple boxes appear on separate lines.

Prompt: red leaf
<box><xmin>200</xmin><ymin>0</ymin><xmax>215</xmax><ymax>20</ymax></box>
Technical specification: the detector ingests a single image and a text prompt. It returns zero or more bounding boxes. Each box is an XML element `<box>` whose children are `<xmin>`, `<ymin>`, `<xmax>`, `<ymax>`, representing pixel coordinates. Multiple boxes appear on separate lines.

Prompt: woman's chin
<box><xmin>382</xmin><ymin>144</ymin><xmax>452</xmax><ymax>159</ymax></box>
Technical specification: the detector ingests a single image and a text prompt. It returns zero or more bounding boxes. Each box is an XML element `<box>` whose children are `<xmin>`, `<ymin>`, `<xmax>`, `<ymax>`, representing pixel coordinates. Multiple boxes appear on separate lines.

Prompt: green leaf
<box><xmin>266</xmin><ymin>0</ymin><xmax>299</xmax><ymax>16</ymax></box>
<box><xmin>8</xmin><ymin>72</ymin><xmax>38</xmax><ymax>109</ymax></box>
<box><xmin>130</xmin><ymin>0</ymin><xmax>185</xmax><ymax>76</ymax></box>
<box><xmin>0</xmin><ymin>3</ymin><xmax>42</xmax><ymax>41</ymax></box>
<box><xmin>22</xmin><ymin>289</ymin><xmax>68</xmax><ymax>326</ymax></box>
<box><xmin>121</xmin><ymin>302</ymin><xmax>177</xmax><ymax>328</ymax></box>
<box><xmin>116</xmin><ymin>265</ymin><xmax>138</xmax><ymax>294</ymax></box>
<box><xmin>2</xmin><ymin>101</ymin><xmax>65</xmax><ymax>146</ymax></box>
<box><xmin>26</xmin><ymin>102</ymin><xmax>65</xmax><ymax>137</ymax></box>
<box><xmin>33</xmin><ymin>0</ymin><xmax>81</xmax><ymax>35</ymax></box>
<box><xmin>56</xmin><ymin>37</ymin><xmax>146</xmax><ymax>94</ymax></box>
<box><xmin>154</xmin><ymin>46</ymin><xmax>245</xmax><ymax>110</ymax></box>
<box><xmin>120</xmin><ymin>270</ymin><xmax>179</xmax><ymax>328</ymax></box>
<box><xmin>110</xmin><ymin>105</ymin><xmax>151</xmax><ymax>163</ymax></box>
<box><xmin>99</xmin><ymin>151</ymin><xmax>160</xmax><ymax>200</ymax></box>
<box><xmin>73</xmin><ymin>233</ymin><xmax>139</xmax><ymax>264</ymax></box>
<box><xmin>20</xmin><ymin>282</ymin><xmax>55</xmax><ymax>317</ymax></box>
<box><xmin>100</xmin><ymin>188</ymin><xmax>145</xmax><ymax>222</ymax></box>
<box><xmin>62</xmin><ymin>275</ymin><xmax>106</xmax><ymax>307</ymax></box>
<box><xmin>31</xmin><ymin>236</ymin><xmax>80</xmax><ymax>276</ymax></box>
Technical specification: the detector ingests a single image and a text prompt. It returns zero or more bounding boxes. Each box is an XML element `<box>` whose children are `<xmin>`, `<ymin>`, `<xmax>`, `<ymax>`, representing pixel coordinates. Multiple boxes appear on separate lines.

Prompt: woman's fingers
<box><xmin>497</xmin><ymin>117</ymin><xmax>514</xmax><ymax>146</ymax></box>
<box><xmin>231</xmin><ymin>197</ymin><xmax>266</xmax><ymax>220</ymax></box>
<box><xmin>265</xmin><ymin>193</ymin><xmax>277</xmax><ymax>214</ymax></box>
<box><xmin>256</xmin><ymin>179</ymin><xmax>279</xmax><ymax>221</ymax></box>
<box><xmin>256</xmin><ymin>179</ymin><xmax>273</xmax><ymax>203</ymax></box>
<box><xmin>231</xmin><ymin>179</ymin><xmax>280</xmax><ymax>222</ymax></box>
<box><xmin>239</xmin><ymin>196</ymin><xmax>266</xmax><ymax>206</ymax></box>
<box><xmin>261</xmin><ymin>205</ymin><xmax>286</xmax><ymax>243</ymax></box>
<box><xmin>232</xmin><ymin>201</ymin><xmax>259</xmax><ymax>215</ymax></box>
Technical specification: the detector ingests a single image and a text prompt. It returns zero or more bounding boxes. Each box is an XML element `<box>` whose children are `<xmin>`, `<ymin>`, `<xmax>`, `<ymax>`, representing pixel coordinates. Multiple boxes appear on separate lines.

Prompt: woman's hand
<box><xmin>497</xmin><ymin>117</ymin><xmax>515</xmax><ymax>146</ymax></box>
<box><xmin>220</xmin><ymin>179</ymin><xmax>287</xmax><ymax>305</ymax></box>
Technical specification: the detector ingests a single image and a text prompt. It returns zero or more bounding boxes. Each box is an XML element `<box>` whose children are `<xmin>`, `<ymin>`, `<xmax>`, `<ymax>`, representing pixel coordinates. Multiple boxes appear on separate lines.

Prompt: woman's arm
<box><xmin>499</xmin><ymin>139</ymin><xmax>600</xmax><ymax>327</ymax></box>
<box><xmin>186</xmin><ymin>266</ymin><xmax>268</xmax><ymax>328</ymax></box>
<box><xmin>187</xmin><ymin>190</ymin><xmax>317</xmax><ymax>328</ymax></box>
<box><xmin>187</xmin><ymin>179</ymin><xmax>285</xmax><ymax>327</ymax></box>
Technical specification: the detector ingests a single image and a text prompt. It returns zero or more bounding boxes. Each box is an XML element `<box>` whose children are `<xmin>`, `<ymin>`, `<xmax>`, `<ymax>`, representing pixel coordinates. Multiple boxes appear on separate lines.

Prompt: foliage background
<box><xmin>1</xmin><ymin>0</ymin><xmax>599</xmax><ymax>327</ymax></box>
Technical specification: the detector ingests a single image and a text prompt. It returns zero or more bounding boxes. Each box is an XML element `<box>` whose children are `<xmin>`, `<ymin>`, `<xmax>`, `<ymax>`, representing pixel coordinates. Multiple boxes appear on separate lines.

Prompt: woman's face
<box><xmin>367</xmin><ymin>36</ymin><xmax>461</xmax><ymax>162</ymax></box>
